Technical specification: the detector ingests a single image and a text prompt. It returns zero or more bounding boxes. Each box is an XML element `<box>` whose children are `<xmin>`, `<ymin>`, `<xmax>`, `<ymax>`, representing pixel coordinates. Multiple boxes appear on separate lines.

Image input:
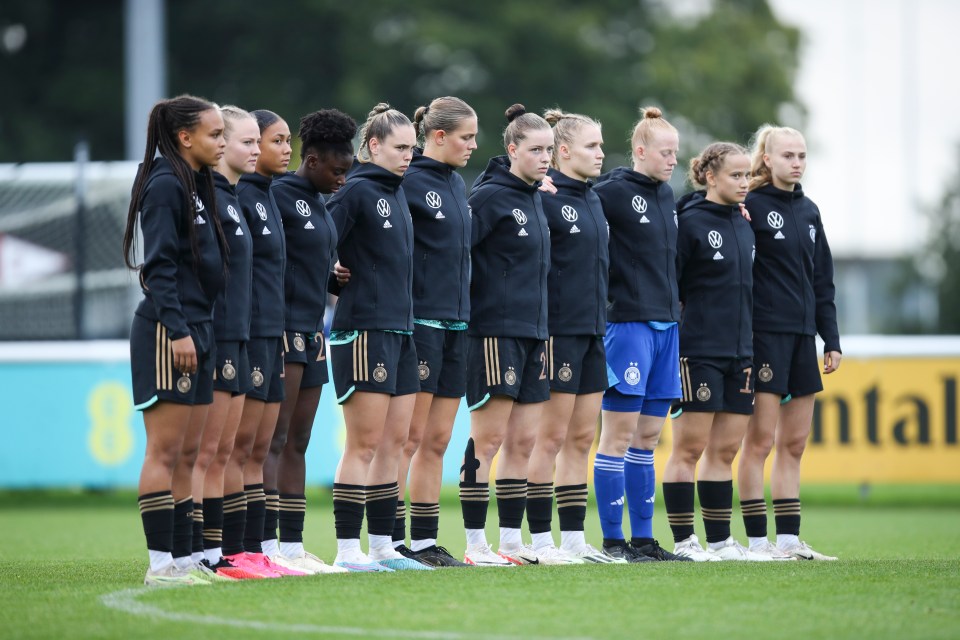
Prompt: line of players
<box><xmin>124</xmin><ymin>94</ymin><xmax>840</xmax><ymax>585</ymax></box>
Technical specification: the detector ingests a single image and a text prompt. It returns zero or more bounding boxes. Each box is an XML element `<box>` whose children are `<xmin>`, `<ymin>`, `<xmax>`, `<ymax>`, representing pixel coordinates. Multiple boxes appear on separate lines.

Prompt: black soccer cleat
<box><xmin>630</xmin><ymin>539</ymin><xmax>694</xmax><ymax>562</ymax></box>
<box><xmin>602</xmin><ymin>540</ymin><xmax>656</xmax><ymax>563</ymax></box>
<box><xmin>411</xmin><ymin>545</ymin><xmax>471</xmax><ymax>567</ymax></box>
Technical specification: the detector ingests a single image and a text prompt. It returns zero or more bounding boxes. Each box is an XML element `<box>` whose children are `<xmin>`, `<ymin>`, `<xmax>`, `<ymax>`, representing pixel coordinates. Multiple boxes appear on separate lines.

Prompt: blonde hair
<box><xmin>748</xmin><ymin>124</ymin><xmax>805</xmax><ymax>191</ymax></box>
<box><xmin>219</xmin><ymin>105</ymin><xmax>254</xmax><ymax>140</ymax></box>
<box><xmin>413</xmin><ymin>96</ymin><xmax>476</xmax><ymax>145</ymax></box>
<box><xmin>688</xmin><ymin>142</ymin><xmax>748</xmax><ymax>187</ymax></box>
<box><xmin>543</xmin><ymin>108</ymin><xmax>601</xmax><ymax>168</ymax></box>
<box><xmin>502</xmin><ymin>103</ymin><xmax>550</xmax><ymax>151</ymax></box>
<box><xmin>357</xmin><ymin>102</ymin><xmax>412</xmax><ymax>163</ymax></box>
<box><xmin>630</xmin><ymin>106</ymin><xmax>677</xmax><ymax>163</ymax></box>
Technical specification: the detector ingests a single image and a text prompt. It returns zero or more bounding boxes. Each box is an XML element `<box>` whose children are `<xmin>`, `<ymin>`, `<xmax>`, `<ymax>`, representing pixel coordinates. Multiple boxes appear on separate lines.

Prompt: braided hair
<box><xmin>688</xmin><ymin>142</ymin><xmax>748</xmax><ymax>187</ymax></box>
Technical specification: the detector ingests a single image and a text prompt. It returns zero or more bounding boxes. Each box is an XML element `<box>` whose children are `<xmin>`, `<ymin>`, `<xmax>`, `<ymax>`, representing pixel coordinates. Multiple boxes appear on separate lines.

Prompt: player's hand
<box><xmin>334</xmin><ymin>261</ymin><xmax>351</xmax><ymax>286</ymax></box>
<box><xmin>739</xmin><ymin>202</ymin><xmax>751</xmax><ymax>221</ymax></box>
<box><xmin>823</xmin><ymin>350</ymin><xmax>842</xmax><ymax>374</ymax></box>
<box><xmin>172</xmin><ymin>335</ymin><xmax>198</xmax><ymax>374</ymax></box>
<box><xmin>538</xmin><ymin>175</ymin><xmax>557</xmax><ymax>194</ymax></box>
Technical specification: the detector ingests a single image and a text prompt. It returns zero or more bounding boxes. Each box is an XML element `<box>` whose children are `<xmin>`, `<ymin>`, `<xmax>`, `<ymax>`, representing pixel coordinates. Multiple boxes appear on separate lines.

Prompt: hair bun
<box><xmin>641</xmin><ymin>106</ymin><xmax>663</xmax><ymax>120</ymax></box>
<box><xmin>369</xmin><ymin>102</ymin><xmax>392</xmax><ymax>117</ymax></box>
<box><xmin>543</xmin><ymin>108</ymin><xmax>565</xmax><ymax>126</ymax></box>
<box><xmin>505</xmin><ymin>103</ymin><xmax>527</xmax><ymax>123</ymax></box>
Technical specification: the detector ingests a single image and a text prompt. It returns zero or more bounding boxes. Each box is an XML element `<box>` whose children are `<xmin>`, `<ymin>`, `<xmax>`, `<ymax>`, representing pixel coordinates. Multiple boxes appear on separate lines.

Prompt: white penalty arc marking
<box><xmin>101</xmin><ymin>588</ymin><xmax>594</xmax><ymax>640</ymax></box>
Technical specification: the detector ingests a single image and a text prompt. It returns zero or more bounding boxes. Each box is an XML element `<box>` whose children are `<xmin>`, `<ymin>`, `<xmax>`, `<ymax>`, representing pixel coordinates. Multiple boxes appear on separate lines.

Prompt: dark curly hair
<box><xmin>297</xmin><ymin>108</ymin><xmax>357</xmax><ymax>159</ymax></box>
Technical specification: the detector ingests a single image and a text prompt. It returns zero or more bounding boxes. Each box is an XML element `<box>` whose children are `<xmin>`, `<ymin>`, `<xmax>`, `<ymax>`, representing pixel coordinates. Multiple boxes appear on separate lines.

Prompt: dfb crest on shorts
<box><xmin>373</xmin><ymin>363</ymin><xmax>388</xmax><ymax>383</ymax></box>
<box><xmin>696</xmin><ymin>383</ymin><xmax>711</xmax><ymax>401</ymax></box>
<box><xmin>418</xmin><ymin>361</ymin><xmax>430</xmax><ymax>381</ymax></box>
<box><xmin>222</xmin><ymin>361</ymin><xmax>236</xmax><ymax>381</ymax></box>
<box><xmin>504</xmin><ymin>367</ymin><xmax>518</xmax><ymax>386</ymax></box>
<box><xmin>558</xmin><ymin>364</ymin><xmax>573</xmax><ymax>382</ymax></box>
<box><xmin>293</xmin><ymin>334</ymin><xmax>306</xmax><ymax>352</ymax></box>
<box><xmin>758</xmin><ymin>365</ymin><xmax>774</xmax><ymax>383</ymax></box>
<box><xmin>177</xmin><ymin>375</ymin><xmax>192</xmax><ymax>394</ymax></box>
<box><xmin>624</xmin><ymin>362</ymin><xmax>641</xmax><ymax>386</ymax></box>
<box><xmin>251</xmin><ymin>368</ymin><xmax>264</xmax><ymax>387</ymax></box>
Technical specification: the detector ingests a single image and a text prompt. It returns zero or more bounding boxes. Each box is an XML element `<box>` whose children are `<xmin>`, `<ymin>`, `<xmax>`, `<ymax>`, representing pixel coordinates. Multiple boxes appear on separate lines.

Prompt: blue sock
<box><xmin>625</xmin><ymin>448</ymin><xmax>655</xmax><ymax>540</ymax></box>
<box><xmin>593</xmin><ymin>453</ymin><xmax>625</xmax><ymax>541</ymax></box>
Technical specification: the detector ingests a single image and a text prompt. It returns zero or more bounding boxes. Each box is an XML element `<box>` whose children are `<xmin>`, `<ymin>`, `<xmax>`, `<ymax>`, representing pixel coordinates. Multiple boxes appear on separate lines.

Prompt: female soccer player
<box><xmin>737</xmin><ymin>125</ymin><xmax>841</xmax><ymax>561</ymax></box>
<box><xmin>663</xmin><ymin>142</ymin><xmax>769</xmax><ymax>562</ymax></box>
<box><xmin>591</xmin><ymin>107</ymin><xmax>687</xmax><ymax>562</ymax></box>
<box><xmin>460</xmin><ymin>104</ymin><xmax>552</xmax><ymax>567</ymax></box>
<box><xmin>265</xmin><ymin>108</ymin><xmax>357</xmax><ymax>574</ymax></box>
<box><xmin>123</xmin><ymin>94</ymin><xmax>228</xmax><ymax>586</ymax></box>
<box><xmin>224</xmin><ymin>110</ymin><xmax>303</xmax><ymax>576</ymax></box>
<box><xmin>327</xmin><ymin>103</ymin><xmax>432</xmax><ymax>572</ymax></box>
<box><xmin>391</xmin><ymin>97</ymin><xmax>476</xmax><ymax>568</ymax></box>
<box><xmin>190</xmin><ymin>105</ymin><xmax>264</xmax><ymax>579</ymax></box>
<box><xmin>523</xmin><ymin>108</ymin><xmax>611</xmax><ymax>564</ymax></box>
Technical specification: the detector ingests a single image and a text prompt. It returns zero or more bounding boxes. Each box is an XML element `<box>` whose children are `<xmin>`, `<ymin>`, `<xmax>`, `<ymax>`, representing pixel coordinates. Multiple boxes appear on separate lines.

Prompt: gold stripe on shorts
<box><xmin>680</xmin><ymin>356</ymin><xmax>692</xmax><ymax>403</ymax></box>
<box><xmin>549</xmin><ymin>337</ymin><xmax>555</xmax><ymax>380</ymax></box>
<box><xmin>484</xmin><ymin>337</ymin><xmax>501</xmax><ymax>386</ymax></box>
<box><xmin>282</xmin><ymin>332</ymin><xmax>289</xmax><ymax>354</ymax></box>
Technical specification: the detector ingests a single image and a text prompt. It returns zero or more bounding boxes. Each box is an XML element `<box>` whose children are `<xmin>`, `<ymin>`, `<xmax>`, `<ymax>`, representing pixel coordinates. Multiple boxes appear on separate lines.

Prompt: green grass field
<box><xmin>2</xmin><ymin>485</ymin><xmax>959</xmax><ymax>639</ymax></box>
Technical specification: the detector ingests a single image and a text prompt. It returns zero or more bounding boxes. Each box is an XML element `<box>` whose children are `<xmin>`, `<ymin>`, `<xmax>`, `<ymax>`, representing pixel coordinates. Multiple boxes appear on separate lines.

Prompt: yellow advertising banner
<box><xmin>650</xmin><ymin>356</ymin><xmax>960</xmax><ymax>483</ymax></box>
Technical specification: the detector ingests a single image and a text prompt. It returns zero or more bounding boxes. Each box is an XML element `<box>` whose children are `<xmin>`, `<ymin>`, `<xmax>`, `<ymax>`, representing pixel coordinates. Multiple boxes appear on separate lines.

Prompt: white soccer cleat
<box><xmin>464</xmin><ymin>543</ymin><xmax>515</xmax><ymax>567</ymax></box>
<box><xmin>497</xmin><ymin>543</ymin><xmax>544</xmax><ymax>566</ymax></box>
<box><xmin>708</xmin><ymin>537</ymin><xmax>773</xmax><ymax>561</ymax></box>
<box><xmin>564</xmin><ymin>543</ymin><xmax>622</xmax><ymax>564</ymax></box>
<box><xmin>672</xmin><ymin>535</ymin><xmax>721</xmax><ymax>562</ymax></box>
<box><xmin>748</xmin><ymin>540</ymin><xmax>797</xmax><ymax>561</ymax></box>
<box><xmin>778</xmin><ymin>540</ymin><xmax>838</xmax><ymax>561</ymax></box>
<box><xmin>529</xmin><ymin>544</ymin><xmax>585</xmax><ymax>565</ymax></box>
<box><xmin>144</xmin><ymin>564</ymin><xmax>211</xmax><ymax>587</ymax></box>
<box><xmin>279</xmin><ymin>550</ymin><xmax>349</xmax><ymax>574</ymax></box>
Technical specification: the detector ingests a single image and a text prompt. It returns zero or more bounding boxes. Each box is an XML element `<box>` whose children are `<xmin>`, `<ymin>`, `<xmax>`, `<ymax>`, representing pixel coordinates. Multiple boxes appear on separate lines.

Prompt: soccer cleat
<box><xmin>144</xmin><ymin>564</ymin><xmax>211</xmax><ymax>587</ymax></box>
<box><xmin>631</xmin><ymin>539</ymin><xmax>694</xmax><ymax>562</ymax></box>
<box><xmin>602</xmin><ymin>540</ymin><xmax>655</xmax><ymax>563</ymax></box>
<box><xmin>410</xmin><ymin>545</ymin><xmax>470</xmax><ymax>568</ymax></box>
<box><xmin>191</xmin><ymin>561</ymin><xmax>236</xmax><ymax>582</ymax></box>
<box><xmin>708</xmin><ymin>537</ymin><xmax>774</xmax><ymax>561</ymax></box>
<box><xmin>565</xmin><ymin>543</ymin><xmax>622</xmax><ymax>564</ymax></box>
<box><xmin>246</xmin><ymin>552</ymin><xmax>308</xmax><ymax>576</ymax></box>
<box><xmin>672</xmin><ymin>535</ymin><xmax>721</xmax><ymax>562</ymax></box>
<box><xmin>223</xmin><ymin>553</ymin><xmax>282</xmax><ymax>578</ymax></box>
<box><xmin>334</xmin><ymin>549</ymin><xmax>396</xmax><ymax>572</ymax></box>
<box><xmin>748</xmin><ymin>540</ymin><xmax>798</xmax><ymax>561</ymax></box>
<box><xmin>529</xmin><ymin>544</ymin><xmax>585</xmax><ymax>565</ymax></box>
<box><xmin>778</xmin><ymin>540</ymin><xmax>838</xmax><ymax>561</ymax></box>
<box><xmin>376</xmin><ymin>556</ymin><xmax>435</xmax><ymax>571</ymax></box>
<box><xmin>463</xmin><ymin>543</ymin><xmax>515</xmax><ymax>567</ymax></box>
<box><xmin>279</xmin><ymin>550</ymin><xmax>349</xmax><ymax>574</ymax></box>
<box><xmin>206</xmin><ymin>557</ymin><xmax>265</xmax><ymax>580</ymax></box>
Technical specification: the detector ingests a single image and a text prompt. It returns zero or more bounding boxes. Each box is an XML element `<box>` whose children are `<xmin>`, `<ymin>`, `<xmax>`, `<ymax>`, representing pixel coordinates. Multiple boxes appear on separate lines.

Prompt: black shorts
<box><xmin>678</xmin><ymin>356</ymin><xmax>754</xmax><ymax>415</ymax></box>
<box><xmin>330</xmin><ymin>330</ymin><xmax>420</xmax><ymax>403</ymax></box>
<box><xmin>466</xmin><ymin>336</ymin><xmax>550</xmax><ymax>410</ymax></box>
<box><xmin>246</xmin><ymin>337</ymin><xmax>285</xmax><ymax>403</ymax></box>
<box><xmin>413</xmin><ymin>324</ymin><xmax>467</xmax><ymax>398</ymax></box>
<box><xmin>547</xmin><ymin>335</ymin><xmax>608</xmax><ymax>395</ymax></box>
<box><xmin>753</xmin><ymin>331</ymin><xmax>823</xmax><ymax>397</ymax></box>
<box><xmin>130</xmin><ymin>316</ymin><xmax>215</xmax><ymax>410</ymax></box>
<box><xmin>284</xmin><ymin>331</ymin><xmax>329</xmax><ymax>389</ymax></box>
<box><xmin>213</xmin><ymin>340</ymin><xmax>252</xmax><ymax>396</ymax></box>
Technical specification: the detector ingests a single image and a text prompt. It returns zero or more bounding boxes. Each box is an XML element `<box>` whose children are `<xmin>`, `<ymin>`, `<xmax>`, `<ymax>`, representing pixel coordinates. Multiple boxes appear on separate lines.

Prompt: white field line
<box><xmin>100</xmin><ymin>587</ymin><xmax>595</xmax><ymax>640</ymax></box>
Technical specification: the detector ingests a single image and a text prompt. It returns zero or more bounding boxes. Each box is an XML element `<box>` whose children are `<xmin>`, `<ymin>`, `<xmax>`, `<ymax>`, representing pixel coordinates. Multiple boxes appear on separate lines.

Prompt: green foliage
<box><xmin>0</xmin><ymin>0</ymin><xmax>802</xmax><ymax>167</ymax></box>
<box><xmin>923</xmin><ymin>148</ymin><xmax>960</xmax><ymax>332</ymax></box>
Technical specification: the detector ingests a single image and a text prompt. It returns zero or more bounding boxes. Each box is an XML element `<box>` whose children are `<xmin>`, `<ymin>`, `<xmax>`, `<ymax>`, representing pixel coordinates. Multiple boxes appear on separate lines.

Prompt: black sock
<box><xmin>741</xmin><ymin>498</ymin><xmax>768</xmax><ymax>538</ymax></box>
<box><xmin>459</xmin><ymin>482</ymin><xmax>489</xmax><ymax>530</ymax></box>
<box><xmin>365</xmin><ymin>483</ymin><xmax>400</xmax><ymax>538</ymax></box>
<box><xmin>773</xmin><ymin>498</ymin><xmax>801</xmax><ymax>536</ymax></box>
<box><xmin>278</xmin><ymin>493</ymin><xmax>306</xmax><ymax>543</ymax></box>
<box><xmin>392</xmin><ymin>499</ymin><xmax>407</xmax><ymax>543</ymax></box>
<box><xmin>172</xmin><ymin>497</ymin><xmax>194</xmax><ymax>561</ymax></box>
<box><xmin>191</xmin><ymin>501</ymin><xmax>205</xmax><ymax>554</ymax></box>
<box><xmin>202</xmin><ymin>496</ymin><xmax>224</xmax><ymax>551</ymax></box>
<box><xmin>663</xmin><ymin>482</ymin><xmax>696</xmax><ymax>543</ymax></box>
<box><xmin>243</xmin><ymin>484</ymin><xmax>265</xmax><ymax>553</ymax></box>
<box><xmin>410</xmin><ymin>502</ymin><xmax>440</xmax><ymax>543</ymax></box>
<box><xmin>221</xmin><ymin>492</ymin><xmax>246</xmax><ymax>556</ymax></box>
<box><xmin>263</xmin><ymin>490</ymin><xmax>279</xmax><ymax>546</ymax></box>
<box><xmin>138</xmin><ymin>491</ymin><xmax>174</xmax><ymax>553</ymax></box>
<box><xmin>555</xmin><ymin>484</ymin><xmax>588</xmax><ymax>533</ymax></box>
<box><xmin>332</xmin><ymin>483</ymin><xmax>365</xmax><ymax>540</ymax></box>
<box><xmin>495</xmin><ymin>479</ymin><xmax>527</xmax><ymax>530</ymax></box>
<box><xmin>698</xmin><ymin>480</ymin><xmax>733</xmax><ymax>544</ymax></box>
<box><xmin>525</xmin><ymin>482</ymin><xmax>553</xmax><ymax>534</ymax></box>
